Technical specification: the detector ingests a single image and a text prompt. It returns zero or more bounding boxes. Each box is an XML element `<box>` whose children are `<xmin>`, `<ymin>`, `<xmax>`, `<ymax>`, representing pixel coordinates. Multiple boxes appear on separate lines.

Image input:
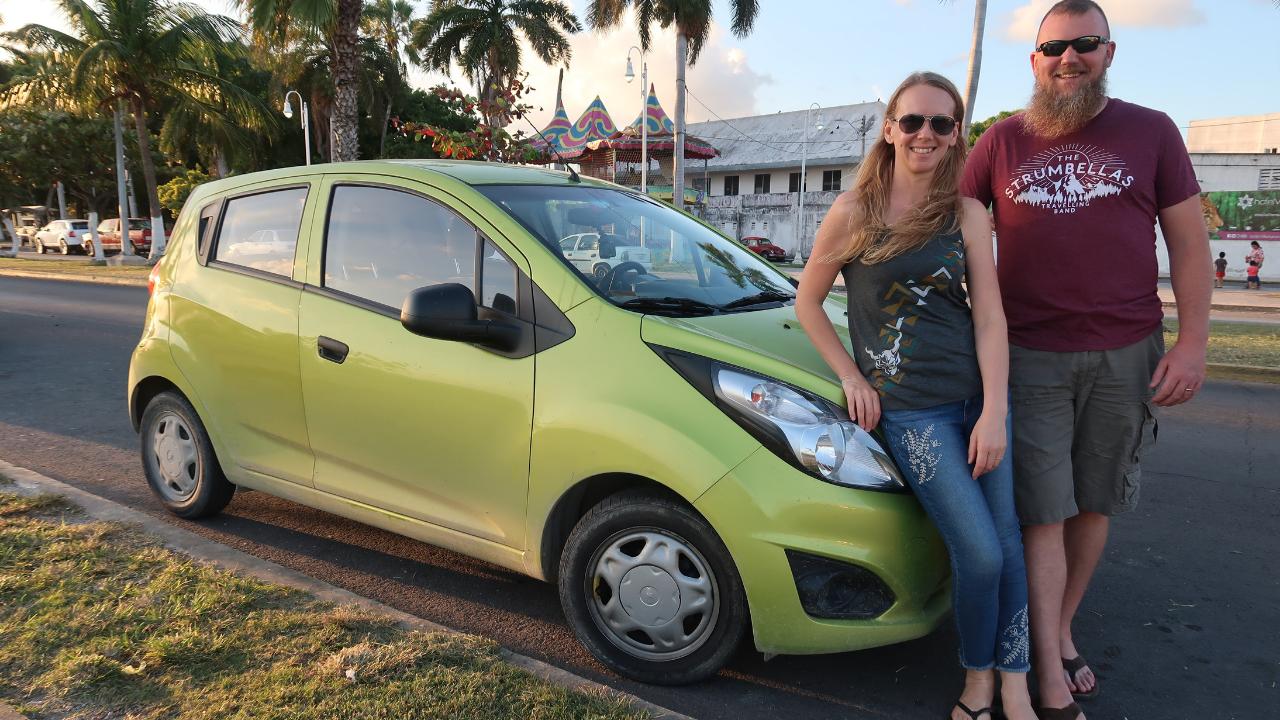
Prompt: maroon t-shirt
<box><xmin>961</xmin><ymin>98</ymin><xmax>1200</xmax><ymax>351</ymax></box>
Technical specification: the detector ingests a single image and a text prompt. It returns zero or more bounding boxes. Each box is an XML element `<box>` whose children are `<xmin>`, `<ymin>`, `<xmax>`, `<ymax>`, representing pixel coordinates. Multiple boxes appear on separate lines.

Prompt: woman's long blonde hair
<box><xmin>833</xmin><ymin>71</ymin><xmax>967</xmax><ymax>265</ymax></box>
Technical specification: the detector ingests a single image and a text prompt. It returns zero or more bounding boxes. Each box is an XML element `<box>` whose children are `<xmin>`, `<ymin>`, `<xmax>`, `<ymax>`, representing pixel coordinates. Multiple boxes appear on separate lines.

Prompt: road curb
<box><xmin>0</xmin><ymin>459</ymin><xmax>693</xmax><ymax>720</ymax></box>
<box><xmin>0</xmin><ymin>268</ymin><xmax>148</xmax><ymax>287</ymax></box>
<box><xmin>1204</xmin><ymin>362</ymin><xmax>1280</xmax><ymax>384</ymax></box>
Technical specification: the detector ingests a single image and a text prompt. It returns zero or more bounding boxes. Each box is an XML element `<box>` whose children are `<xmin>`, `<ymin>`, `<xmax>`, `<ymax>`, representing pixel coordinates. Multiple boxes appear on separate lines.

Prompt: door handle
<box><xmin>317</xmin><ymin>336</ymin><xmax>349</xmax><ymax>364</ymax></box>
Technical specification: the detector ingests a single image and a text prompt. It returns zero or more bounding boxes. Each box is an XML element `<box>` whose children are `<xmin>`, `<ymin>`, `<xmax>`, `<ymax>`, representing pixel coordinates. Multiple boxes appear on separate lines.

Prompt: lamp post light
<box><xmin>797</xmin><ymin>103</ymin><xmax>823</xmax><ymax>259</ymax></box>
<box><xmin>624</xmin><ymin>46</ymin><xmax>648</xmax><ymax>194</ymax></box>
<box><xmin>283</xmin><ymin>90</ymin><xmax>311</xmax><ymax>166</ymax></box>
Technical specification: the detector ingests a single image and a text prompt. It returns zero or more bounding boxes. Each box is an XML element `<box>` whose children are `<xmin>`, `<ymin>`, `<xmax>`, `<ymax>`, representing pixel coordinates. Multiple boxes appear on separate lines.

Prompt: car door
<box><xmin>297</xmin><ymin>177</ymin><xmax>535</xmax><ymax>548</ymax></box>
<box><xmin>168</xmin><ymin>181</ymin><xmax>318</xmax><ymax>486</ymax></box>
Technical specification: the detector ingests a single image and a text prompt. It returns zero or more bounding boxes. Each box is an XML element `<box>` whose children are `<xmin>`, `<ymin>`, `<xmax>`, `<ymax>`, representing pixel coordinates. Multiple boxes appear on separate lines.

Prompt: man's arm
<box><xmin>1151</xmin><ymin>194</ymin><xmax>1211</xmax><ymax>406</ymax></box>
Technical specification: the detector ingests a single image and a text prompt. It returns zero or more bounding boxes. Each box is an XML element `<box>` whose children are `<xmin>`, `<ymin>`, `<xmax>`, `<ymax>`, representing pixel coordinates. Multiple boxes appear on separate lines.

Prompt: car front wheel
<box><xmin>558</xmin><ymin>490</ymin><xmax>748</xmax><ymax>685</ymax></box>
<box><xmin>140</xmin><ymin>391</ymin><xmax>234</xmax><ymax>518</ymax></box>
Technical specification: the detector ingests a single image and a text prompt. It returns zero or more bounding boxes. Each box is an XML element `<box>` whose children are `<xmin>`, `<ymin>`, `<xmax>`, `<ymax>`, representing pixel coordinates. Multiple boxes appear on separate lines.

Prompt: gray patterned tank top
<box><xmin>840</xmin><ymin>225</ymin><xmax>981</xmax><ymax>410</ymax></box>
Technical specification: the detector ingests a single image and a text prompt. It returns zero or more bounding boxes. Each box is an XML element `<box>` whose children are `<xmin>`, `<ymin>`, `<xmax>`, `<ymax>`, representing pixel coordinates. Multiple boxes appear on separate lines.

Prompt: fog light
<box><xmin>786</xmin><ymin>550</ymin><xmax>895</xmax><ymax>619</ymax></box>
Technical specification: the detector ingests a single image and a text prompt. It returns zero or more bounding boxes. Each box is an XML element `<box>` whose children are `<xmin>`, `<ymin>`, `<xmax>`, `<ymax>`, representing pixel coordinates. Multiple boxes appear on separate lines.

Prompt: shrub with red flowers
<box><xmin>391</xmin><ymin>76</ymin><xmax>544</xmax><ymax>164</ymax></box>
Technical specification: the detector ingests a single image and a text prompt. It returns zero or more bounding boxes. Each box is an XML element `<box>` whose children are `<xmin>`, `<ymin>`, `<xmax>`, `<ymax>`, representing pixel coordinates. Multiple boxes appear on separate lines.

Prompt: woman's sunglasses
<box><xmin>891</xmin><ymin>114</ymin><xmax>957</xmax><ymax>136</ymax></box>
<box><xmin>1035</xmin><ymin>35</ymin><xmax>1110</xmax><ymax>57</ymax></box>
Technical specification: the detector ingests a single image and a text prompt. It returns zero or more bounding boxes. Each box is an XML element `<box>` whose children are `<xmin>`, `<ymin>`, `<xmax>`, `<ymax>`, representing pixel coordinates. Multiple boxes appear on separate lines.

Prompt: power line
<box><xmin>683</xmin><ymin>86</ymin><xmax>800</xmax><ymax>155</ymax></box>
<box><xmin>1182</xmin><ymin>117</ymin><xmax>1280</xmax><ymax>130</ymax></box>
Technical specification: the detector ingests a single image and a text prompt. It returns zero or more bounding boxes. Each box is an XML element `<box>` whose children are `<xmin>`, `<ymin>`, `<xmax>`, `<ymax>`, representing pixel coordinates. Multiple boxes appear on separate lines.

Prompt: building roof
<box><xmin>685</xmin><ymin>101</ymin><xmax>886</xmax><ymax>173</ymax></box>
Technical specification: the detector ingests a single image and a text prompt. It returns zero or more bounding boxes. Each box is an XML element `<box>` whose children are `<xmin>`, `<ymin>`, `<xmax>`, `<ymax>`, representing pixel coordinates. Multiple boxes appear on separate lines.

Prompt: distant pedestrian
<box><xmin>1246</xmin><ymin>240</ymin><xmax>1265</xmax><ymax>272</ymax></box>
<box><xmin>1214</xmin><ymin>252</ymin><xmax>1227</xmax><ymax>288</ymax></box>
<box><xmin>1247</xmin><ymin>260</ymin><xmax>1261</xmax><ymax>290</ymax></box>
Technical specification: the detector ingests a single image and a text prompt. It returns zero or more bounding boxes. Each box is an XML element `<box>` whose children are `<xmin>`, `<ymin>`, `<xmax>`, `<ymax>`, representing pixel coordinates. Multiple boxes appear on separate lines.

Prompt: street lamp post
<box><xmin>624</xmin><ymin>47</ymin><xmax>648</xmax><ymax>194</ymax></box>
<box><xmin>797</xmin><ymin>103</ymin><xmax>823</xmax><ymax>259</ymax></box>
<box><xmin>283</xmin><ymin>90</ymin><xmax>311</xmax><ymax>166</ymax></box>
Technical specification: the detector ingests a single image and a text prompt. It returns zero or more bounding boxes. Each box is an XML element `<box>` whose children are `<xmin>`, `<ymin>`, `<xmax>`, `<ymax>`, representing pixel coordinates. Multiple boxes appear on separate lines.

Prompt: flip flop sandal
<box><xmin>1062</xmin><ymin>655</ymin><xmax>1100</xmax><ymax>700</ymax></box>
<box><xmin>950</xmin><ymin>700</ymin><xmax>993</xmax><ymax>719</ymax></box>
<box><xmin>1034</xmin><ymin>702</ymin><xmax>1082</xmax><ymax>720</ymax></box>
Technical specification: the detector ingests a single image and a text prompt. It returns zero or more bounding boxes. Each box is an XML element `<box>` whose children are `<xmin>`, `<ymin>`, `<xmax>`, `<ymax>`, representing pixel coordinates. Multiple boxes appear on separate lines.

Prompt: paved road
<box><xmin>1</xmin><ymin>275</ymin><xmax>1277</xmax><ymax>720</ymax></box>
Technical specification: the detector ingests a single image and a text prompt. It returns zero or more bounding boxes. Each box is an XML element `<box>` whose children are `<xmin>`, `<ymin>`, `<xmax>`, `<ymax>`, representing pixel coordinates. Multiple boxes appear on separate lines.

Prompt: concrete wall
<box><xmin>1187</xmin><ymin>114</ymin><xmax>1280</xmax><ymax>154</ymax></box>
<box><xmin>702</xmin><ymin>190</ymin><xmax>842</xmax><ymax>256</ymax></box>
<box><xmin>1191</xmin><ymin>153</ymin><xmax>1280</xmax><ymax>192</ymax></box>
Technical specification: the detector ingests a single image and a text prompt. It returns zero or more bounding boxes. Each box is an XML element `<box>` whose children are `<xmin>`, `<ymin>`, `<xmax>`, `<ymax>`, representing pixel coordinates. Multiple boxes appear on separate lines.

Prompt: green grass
<box><xmin>0</xmin><ymin>493</ymin><xmax>648</xmax><ymax>720</ymax></box>
<box><xmin>0</xmin><ymin>257</ymin><xmax>151</xmax><ymax>281</ymax></box>
<box><xmin>1167</xmin><ymin>319</ymin><xmax>1280</xmax><ymax>368</ymax></box>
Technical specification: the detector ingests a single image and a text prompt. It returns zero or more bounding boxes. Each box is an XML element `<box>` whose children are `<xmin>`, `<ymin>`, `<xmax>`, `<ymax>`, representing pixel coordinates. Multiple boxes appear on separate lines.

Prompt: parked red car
<box><xmin>95</xmin><ymin>217</ymin><xmax>155</xmax><ymax>256</ymax></box>
<box><xmin>741</xmin><ymin>236</ymin><xmax>792</xmax><ymax>263</ymax></box>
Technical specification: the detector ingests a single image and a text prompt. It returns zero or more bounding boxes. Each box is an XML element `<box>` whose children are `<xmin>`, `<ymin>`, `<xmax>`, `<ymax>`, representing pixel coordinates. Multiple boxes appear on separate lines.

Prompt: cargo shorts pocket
<box><xmin>1119</xmin><ymin>401</ymin><xmax>1158</xmax><ymax>509</ymax></box>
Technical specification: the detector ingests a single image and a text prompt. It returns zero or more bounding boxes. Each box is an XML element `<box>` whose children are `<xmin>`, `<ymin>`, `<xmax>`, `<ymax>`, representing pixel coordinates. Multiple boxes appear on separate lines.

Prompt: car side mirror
<box><xmin>400</xmin><ymin>283</ymin><xmax>521</xmax><ymax>352</ymax></box>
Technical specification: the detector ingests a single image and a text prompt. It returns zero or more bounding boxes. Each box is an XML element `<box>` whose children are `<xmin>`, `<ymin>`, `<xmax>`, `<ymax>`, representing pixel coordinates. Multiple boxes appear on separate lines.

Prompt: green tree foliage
<box><xmin>157</xmin><ymin>166</ymin><xmax>213</xmax><ymax>213</ymax></box>
<box><xmin>968</xmin><ymin>109</ymin><xmax>1019</xmax><ymax>147</ymax></box>
<box><xmin>410</xmin><ymin>0</ymin><xmax>581</xmax><ymax>126</ymax></box>
<box><xmin>3</xmin><ymin>0</ymin><xmax>263</xmax><ymax>240</ymax></box>
<box><xmin>392</xmin><ymin>77</ymin><xmax>536</xmax><ymax>162</ymax></box>
<box><xmin>0</xmin><ymin>107</ymin><xmax>137</xmax><ymax>217</ymax></box>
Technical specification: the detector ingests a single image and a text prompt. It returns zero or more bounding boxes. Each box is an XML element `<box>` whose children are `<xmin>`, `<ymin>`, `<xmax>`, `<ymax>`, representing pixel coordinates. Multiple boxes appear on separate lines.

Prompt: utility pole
<box><xmin>115</xmin><ymin>101</ymin><xmax>133</xmax><ymax>256</ymax></box>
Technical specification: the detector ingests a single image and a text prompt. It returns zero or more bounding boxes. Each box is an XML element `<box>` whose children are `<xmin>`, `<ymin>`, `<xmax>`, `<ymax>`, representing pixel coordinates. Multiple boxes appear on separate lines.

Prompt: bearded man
<box><xmin>960</xmin><ymin>2</ymin><xmax>1211</xmax><ymax>718</ymax></box>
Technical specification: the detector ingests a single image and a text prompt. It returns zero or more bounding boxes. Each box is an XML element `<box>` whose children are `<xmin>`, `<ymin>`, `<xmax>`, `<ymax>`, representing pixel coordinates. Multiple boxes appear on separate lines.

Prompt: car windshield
<box><xmin>478</xmin><ymin>184</ymin><xmax>795</xmax><ymax>316</ymax></box>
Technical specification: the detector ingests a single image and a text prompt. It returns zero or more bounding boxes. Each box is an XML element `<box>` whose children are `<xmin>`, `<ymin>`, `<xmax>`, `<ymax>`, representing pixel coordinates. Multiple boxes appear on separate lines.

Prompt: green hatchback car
<box><xmin>128</xmin><ymin>160</ymin><xmax>949</xmax><ymax>684</ymax></box>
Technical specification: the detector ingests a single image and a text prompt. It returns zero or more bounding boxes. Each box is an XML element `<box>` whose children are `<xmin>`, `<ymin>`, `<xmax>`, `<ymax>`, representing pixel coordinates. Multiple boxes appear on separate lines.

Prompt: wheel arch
<box><xmin>130</xmin><ymin>375</ymin><xmax>185</xmax><ymax>432</ymax></box>
<box><xmin>539</xmin><ymin>472</ymin><xmax>709</xmax><ymax>583</ymax></box>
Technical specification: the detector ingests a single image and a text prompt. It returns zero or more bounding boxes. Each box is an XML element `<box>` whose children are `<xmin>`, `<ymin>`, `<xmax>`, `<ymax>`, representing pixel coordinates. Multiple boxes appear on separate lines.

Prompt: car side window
<box><xmin>480</xmin><ymin>239</ymin><xmax>517</xmax><ymax>315</ymax></box>
<box><xmin>324</xmin><ymin>185</ymin><xmax>479</xmax><ymax>310</ymax></box>
<box><xmin>213</xmin><ymin>187</ymin><xmax>307</xmax><ymax>277</ymax></box>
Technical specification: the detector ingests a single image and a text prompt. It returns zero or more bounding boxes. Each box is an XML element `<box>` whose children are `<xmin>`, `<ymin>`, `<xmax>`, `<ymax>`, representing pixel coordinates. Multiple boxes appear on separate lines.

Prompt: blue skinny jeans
<box><xmin>879</xmin><ymin>396</ymin><xmax>1030</xmax><ymax>672</ymax></box>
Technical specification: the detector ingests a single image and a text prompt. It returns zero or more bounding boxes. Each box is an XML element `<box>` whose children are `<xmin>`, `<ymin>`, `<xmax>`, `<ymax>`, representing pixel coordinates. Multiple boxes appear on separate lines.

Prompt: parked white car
<box><xmin>558</xmin><ymin>232</ymin><xmax>653</xmax><ymax>281</ymax></box>
<box><xmin>33</xmin><ymin>219</ymin><xmax>92</xmax><ymax>255</ymax></box>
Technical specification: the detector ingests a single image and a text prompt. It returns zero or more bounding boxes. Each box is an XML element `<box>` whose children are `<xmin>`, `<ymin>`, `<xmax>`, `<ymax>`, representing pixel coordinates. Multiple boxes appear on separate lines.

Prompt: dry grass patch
<box><xmin>1166</xmin><ymin>319</ymin><xmax>1280</xmax><ymax>369</ymax></box>
<box><xmin>0</xmin><ymin>257</ymin><xmax>151</xmax><ymax>281</ymax></box>
<box><xmin>0</xmin><ymin>493</ymin><xmax>648</xmax><ymax>720</ymax></box>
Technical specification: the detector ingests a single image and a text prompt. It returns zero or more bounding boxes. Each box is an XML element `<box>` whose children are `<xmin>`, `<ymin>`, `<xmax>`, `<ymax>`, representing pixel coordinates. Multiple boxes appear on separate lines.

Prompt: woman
<box><xmin>795</xmin><ymin>72</ymin><xmax>1035</xmax><ymax>720</ymax></box>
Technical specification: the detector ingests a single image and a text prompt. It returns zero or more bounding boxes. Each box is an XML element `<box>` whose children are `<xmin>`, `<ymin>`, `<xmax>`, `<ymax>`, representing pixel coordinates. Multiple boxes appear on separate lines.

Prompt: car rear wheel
<box><xmin>83</xmin><ymin>240</ymin><xmax>94</xmax><ymax>257</ymax></box>
<box><xmin>592</xmin><ymin>263</ymin><xmax>611</xmax><ymax>281</ymax></box>
<box><xmin>59</xmin><ymin>239</ymin><xmax>68</xmax><ymax>255</ymax></box>
<box><xmin>558</xmin><ymin>490</ymin><xmax>748</xmax><ymax>685</ymax></box>
<box><xmin>140</xmin><ymin>391</ymin><xmax>234</xmax><ymax>518</ymax></box>
<box><xmin>34</xmin><ymin>238</ymin><xmax>44</xmax><ymax>254</ymax></box>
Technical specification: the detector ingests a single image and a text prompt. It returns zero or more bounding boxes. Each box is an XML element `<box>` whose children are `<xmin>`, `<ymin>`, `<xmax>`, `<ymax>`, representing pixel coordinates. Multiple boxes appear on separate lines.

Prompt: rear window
<box><xmin>128</xmin><ymin>219</ymin><xmax>149</xmax><ymax>230</ymax></box>
<box><xmin>213</xmin><ymin>187</ymin><xmax>307</xmax><ymax>277</ymax></box>
<box><xmin>71</xmin><ymin>221</ymin><xmax>89</xmax><ymax>230</ymax></box>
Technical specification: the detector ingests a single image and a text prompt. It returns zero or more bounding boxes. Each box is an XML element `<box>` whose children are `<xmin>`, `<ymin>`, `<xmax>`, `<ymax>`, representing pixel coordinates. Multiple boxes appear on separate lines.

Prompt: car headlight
<box><xmin>651</xmin><ymin>346</ymin><xmax>906</xmax><ymax>493</ymax></box>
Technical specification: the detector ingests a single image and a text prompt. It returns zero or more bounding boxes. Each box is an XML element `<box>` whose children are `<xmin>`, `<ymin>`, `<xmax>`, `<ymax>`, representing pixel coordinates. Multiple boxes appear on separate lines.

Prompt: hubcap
<box><xmin>149</xmin><ymin>411</ymin><xmax>199</xmax><ymax>502</ymax></box>
<box><xmin>587</xmin><ymin>529</ymin><xmax>718</xmax><ymax>661</ymax></box>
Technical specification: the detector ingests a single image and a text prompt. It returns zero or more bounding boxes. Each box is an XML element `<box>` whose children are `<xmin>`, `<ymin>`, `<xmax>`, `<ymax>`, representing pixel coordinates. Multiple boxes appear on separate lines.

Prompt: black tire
<box><xmin>83</xmin><ymin>240</ymin><xmax>94</xmax><ymax>257</ymax></box>
<box><xmin>558</xmin><ymin>490</ymin><xmax>748</xmax><ymax>685</ymax></box>
<box><xmin>35</xmin><ymin>239</ymin><xmax>44</xmax><ymax>254</ymax></box>
<box><xmin>59</xmin><ymin>239</ymin><xmax>68</xmax><ymax>255</ymax></box>
<box><xmin>139</xmin><ymin>391</ymin><xmax>234</xmax><ymax>518</ymax></box>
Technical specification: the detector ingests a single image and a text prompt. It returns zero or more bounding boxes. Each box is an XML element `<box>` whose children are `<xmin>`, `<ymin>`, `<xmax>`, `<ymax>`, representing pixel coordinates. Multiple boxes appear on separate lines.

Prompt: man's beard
<box><xmin>1022</xmin><ymin>67</ymin><xmax>1108</xmax><ymax>139</ymax></box>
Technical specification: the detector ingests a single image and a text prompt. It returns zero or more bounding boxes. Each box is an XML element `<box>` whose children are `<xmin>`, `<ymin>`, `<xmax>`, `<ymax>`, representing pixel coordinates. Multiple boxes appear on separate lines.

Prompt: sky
<box><xmin>2</xmin><ymin>0</ymin><xmax>1277</xmax><ymax>140</ymax></box>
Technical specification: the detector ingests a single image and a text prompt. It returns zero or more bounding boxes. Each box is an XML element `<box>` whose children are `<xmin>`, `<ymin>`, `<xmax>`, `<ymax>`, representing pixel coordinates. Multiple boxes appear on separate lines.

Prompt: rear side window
<box><xmin>213</xmin><ymin>187</ymin><xmax>307</xmax><ymax>277</ymax></box>
<box><xmin>323</xmin><ymin>185</ymin><xmax>479</xmax><ymax>310</ymax></box>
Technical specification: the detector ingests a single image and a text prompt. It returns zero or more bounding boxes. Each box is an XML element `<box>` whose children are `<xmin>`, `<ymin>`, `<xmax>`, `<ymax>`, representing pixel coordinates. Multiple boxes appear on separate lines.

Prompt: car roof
<box><xmin>188</xmin><ymin>160</ymin><xmax>617</xmax><ymax>206</ymax></box>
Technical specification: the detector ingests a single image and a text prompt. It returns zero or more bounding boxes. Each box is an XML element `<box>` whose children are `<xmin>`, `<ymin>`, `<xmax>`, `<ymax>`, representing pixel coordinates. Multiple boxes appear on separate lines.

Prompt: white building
<box><xmin>1190</xmin><ymin>153</ymin><xmax>1280</xmax><ymax>192</ymax></box>
<box><xmin>685</xmin><ymin>101</ymin><xmax>886</xmax><ymax>257</ymax></box>
<box><xmin>1187</xmin><ymin>113</ymin><xmax>1280</xmax><ymax>154</ymax></box>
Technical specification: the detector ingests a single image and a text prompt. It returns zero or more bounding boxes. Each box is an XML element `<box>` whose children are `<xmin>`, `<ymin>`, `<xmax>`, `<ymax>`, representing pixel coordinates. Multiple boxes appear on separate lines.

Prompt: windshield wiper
<box><xmin>618</xmin><ymin>296</ymin><xmax>720</xmax><ymax>316</ymax></box>
<box><xmin>719</xmin><ymin>290</ymin><xmax>796</xmax><ymax>311</ymax></box>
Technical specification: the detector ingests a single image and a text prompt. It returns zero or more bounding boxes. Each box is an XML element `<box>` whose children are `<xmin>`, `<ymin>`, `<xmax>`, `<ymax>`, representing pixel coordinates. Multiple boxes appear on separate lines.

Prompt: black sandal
<box><xmin>1062</xmin><ymin>655</ymin><xmax>1100</xmax><ymax>700</ymax></box>
<box><xmin>951</xmin><ymin>700</ymin><xmax>993</xmax><ymax>719</ymax></box>
<box><xmin>1034</xmin><ymin>702</ymin><xmax>1082</xmax><ymax>720</ymax></box>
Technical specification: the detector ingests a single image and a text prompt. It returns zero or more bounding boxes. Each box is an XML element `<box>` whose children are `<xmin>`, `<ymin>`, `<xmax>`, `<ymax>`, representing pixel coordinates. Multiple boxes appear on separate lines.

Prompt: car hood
<box><xmin>640</xmin><ymin>301</ymin><xmax>853</xmax><ymax>405</ymax></box>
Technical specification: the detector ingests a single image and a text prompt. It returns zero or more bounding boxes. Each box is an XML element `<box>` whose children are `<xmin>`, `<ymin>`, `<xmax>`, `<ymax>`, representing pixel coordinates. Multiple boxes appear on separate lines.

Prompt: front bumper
<box><xmin>695</xmin><ymin>447</ymin><xmax>950</xmax><ymax>655</ymax></box>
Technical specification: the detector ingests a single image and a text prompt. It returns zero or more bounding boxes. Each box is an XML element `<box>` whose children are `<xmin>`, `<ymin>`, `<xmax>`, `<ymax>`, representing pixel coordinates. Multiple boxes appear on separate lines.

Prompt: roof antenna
<box><xmin>526</xmin><ymin>116</ymin><xmax>581</xmax><ymax>183</ymax></box>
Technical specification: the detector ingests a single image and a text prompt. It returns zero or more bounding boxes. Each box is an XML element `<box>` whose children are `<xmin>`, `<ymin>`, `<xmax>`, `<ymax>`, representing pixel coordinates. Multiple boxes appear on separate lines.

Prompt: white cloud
<box><xmin>1003</xmin><ymin>0</ymin><xmax>1206</xmax><ymax>42</ymax></box>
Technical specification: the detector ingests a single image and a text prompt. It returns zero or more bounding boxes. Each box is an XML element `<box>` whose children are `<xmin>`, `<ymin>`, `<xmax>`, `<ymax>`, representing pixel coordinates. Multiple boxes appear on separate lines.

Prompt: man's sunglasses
<box><xmin>891</xmin><ymin>114</ymin><xmax>957</xmax><ymax>136</ymax></box>
<box><xmin>1035</xmin><ymin>35</ymin><xmax>1110</xmax><ymax>57</ymax></box>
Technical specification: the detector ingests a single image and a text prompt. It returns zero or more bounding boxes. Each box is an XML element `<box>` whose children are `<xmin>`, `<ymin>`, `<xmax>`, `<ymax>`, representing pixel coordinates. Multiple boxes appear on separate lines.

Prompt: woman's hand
<box><xmin>968</xmin><ymin>409</ymin><xmax>1007</xmax><ymax>479</ymax></box>
<box><xmin>841</xmin><ymin>375</ymin><xmax>881</xmax><ymax>432</ymax></box>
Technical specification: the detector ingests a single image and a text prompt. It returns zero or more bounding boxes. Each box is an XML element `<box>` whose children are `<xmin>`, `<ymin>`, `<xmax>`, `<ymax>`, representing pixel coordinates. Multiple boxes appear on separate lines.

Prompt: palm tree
<box><xmin>588</xmin><ymin>0</ymin><xmax>760</xmax><ymax>209</ymax></box>
<box><xmin>238</xmin><ymin>0</ymin><xmax>366</xmax><ymax>162</ymax></box>
<box><xmin>4</xmin><ymin>0</ymin><xmax>259</xmax><ymax>254</ymax></box>
<box><xmin>362</xmin><ymin>0</ymin><xmax>418</xmax><ymax>156</ymax></box>
<box><xmin>958</xmin><ymin>0</ymin><xmax>987</xmax><ymax>137</ymax></box>
<box><xmin>410</xmin><ymin>0</ymin><xmax>582</xmax><ymax>127</ymax></box>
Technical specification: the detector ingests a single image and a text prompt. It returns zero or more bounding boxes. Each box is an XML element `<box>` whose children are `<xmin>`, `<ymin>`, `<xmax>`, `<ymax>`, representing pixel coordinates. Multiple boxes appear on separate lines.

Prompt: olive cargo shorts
<box><xmin>1008</xmin><ymin>329</ymin><xmax>1163</xmax><ymax>525</ymax></box>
